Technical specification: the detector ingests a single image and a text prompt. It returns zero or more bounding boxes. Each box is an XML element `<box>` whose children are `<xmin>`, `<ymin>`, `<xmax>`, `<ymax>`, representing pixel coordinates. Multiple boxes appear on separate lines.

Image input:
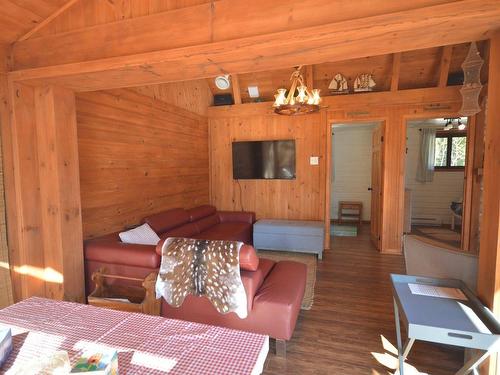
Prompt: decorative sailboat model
<box><xmin>328</xmin><ymin>73</ymin><xmax>349</xmax><ymax>95</ymax></box>
<box><xmin>353</xmin><ymin>74</ymin><xmax>376</xmax><ymax>92</ymax></box>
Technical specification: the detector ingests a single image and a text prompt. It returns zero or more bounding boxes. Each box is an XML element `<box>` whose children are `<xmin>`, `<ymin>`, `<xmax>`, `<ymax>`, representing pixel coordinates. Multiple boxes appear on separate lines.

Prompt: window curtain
<box><xmin>416</xmin><ymin>128</ymin><xmax>436</xmax><ymax>183</ymax></box>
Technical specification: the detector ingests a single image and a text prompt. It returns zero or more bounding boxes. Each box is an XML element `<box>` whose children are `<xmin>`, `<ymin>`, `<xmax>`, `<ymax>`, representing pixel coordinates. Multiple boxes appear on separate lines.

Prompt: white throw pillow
<box><xmin>119</xmin><ymin>223</ymin><xmax>160</xmax><ymax>245</ymax></box>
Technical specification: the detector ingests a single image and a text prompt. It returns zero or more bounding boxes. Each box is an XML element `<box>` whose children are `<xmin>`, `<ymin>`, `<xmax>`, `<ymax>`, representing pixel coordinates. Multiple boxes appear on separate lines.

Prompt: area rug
<box><xmin>256</xmin><ymin>250</ymin><xmax>317</xmax><ymax>310</ymax></box>
<box><xmin>415</xmin><ymin>227</ymin><xmax>461</xmax><ymax>241</ymax></box>
<box><xmin>330</xmin><ymin>224</ymin><xmax>358</xmax><ymax>237</ymax></box>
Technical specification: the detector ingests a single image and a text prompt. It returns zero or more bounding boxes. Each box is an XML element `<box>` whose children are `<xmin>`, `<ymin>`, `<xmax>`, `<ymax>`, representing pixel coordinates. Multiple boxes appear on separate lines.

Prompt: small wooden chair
<box><xmin>338</xmin><ymin>201</ymin><xmax>363</xmax><ymax>226</ymax></box>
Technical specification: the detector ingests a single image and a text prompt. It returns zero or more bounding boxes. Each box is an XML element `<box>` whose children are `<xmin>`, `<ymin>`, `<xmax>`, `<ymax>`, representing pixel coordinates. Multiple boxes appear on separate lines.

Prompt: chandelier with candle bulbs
<box><xmin>273</xmin><ymin>66</ymin><xmax>321</xmax><ymax>115</ymax></box>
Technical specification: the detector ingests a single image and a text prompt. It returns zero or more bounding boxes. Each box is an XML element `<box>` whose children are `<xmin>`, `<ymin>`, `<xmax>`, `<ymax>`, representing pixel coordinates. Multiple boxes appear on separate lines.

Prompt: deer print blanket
<box><xmin>155</xmin><ymin>237</ymin><xmax>248</xmax><ymax>319</ymax></box>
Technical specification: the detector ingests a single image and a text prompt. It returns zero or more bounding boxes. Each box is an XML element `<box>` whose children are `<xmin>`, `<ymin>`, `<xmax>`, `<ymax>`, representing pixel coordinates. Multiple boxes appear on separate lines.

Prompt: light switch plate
<box><xmin>310</xmin><ymin>156</ymin><xmax>319</xmax><ymax>165</ymax></box>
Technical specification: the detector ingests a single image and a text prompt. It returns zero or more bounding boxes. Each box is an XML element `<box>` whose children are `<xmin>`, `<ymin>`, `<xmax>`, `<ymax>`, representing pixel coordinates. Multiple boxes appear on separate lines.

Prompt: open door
<box><xmin>370</xmin><ymin>125</ymin><xmax>382</xmax><ymax>249</ymax></box>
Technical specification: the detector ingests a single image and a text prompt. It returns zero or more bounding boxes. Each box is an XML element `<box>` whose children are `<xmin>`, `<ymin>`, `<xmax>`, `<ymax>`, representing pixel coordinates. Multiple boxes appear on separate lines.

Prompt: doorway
<box><xmin>330</xmin><ymin>122</ymin><xmax>383</xmax><ymax>249</ymax></box>
<box><xmin>404</xmin><ymin>117</ymin><xmax>468</xmax><ymax>249</ymax></box>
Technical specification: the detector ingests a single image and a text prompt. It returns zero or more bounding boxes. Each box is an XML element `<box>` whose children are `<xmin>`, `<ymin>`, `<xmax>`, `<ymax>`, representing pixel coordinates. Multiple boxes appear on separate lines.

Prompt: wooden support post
<box><xmin>438</xmin><ymin>45</ymin><xmax>453</xmax><ymax>87</ymax></box>
<box><xmin>391</xmin><ymin>53</ymin><xmax>401</xmax><ymax>92</ymax></box>
<box><xmin>6</xmin><ymin>82</ymin><xmax>84</xmax><ymax>302</ymax></box>
<box><xmin>380</xmin><ymin>111</ymin><xmax>406</xmax><ymax>254</ymax></box>
<box><xmin>477</xmin><ymin>29</ymin><xmax>500</xmax><ymax>375</ymax></box>
<box><xmin>231</xmin><ymin>74</ymin><xmax>242</xmax><ymax>104</ymax></box>
<box><xmin>0</xmin><ymin>47</ymin><xmax>14</xmax><ymax>306</ymax></box>
<box><xmin>305</xmin><ymin>65</ymin><xmax>314</xmax><ymax>90</ymax></box>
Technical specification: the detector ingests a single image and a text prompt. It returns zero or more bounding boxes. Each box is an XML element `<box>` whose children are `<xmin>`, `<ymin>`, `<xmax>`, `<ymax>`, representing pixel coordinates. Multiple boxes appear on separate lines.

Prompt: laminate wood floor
<box><xmin>263</xmin><ymin>225</ymin><xmax>463</xmax><ymax>374</ymax></box>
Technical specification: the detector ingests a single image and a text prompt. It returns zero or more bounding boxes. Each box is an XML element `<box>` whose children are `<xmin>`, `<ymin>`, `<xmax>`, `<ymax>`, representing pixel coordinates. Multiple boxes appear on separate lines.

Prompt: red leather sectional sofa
<box><xmin>84</xmin><ymin>205</ymin><xmax>306</xmax><ymax>346</ymax></box>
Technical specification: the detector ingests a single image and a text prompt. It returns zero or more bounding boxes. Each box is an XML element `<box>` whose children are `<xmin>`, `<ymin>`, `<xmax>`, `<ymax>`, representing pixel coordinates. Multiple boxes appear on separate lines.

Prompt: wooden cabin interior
<box><xmin>0</xmin><ymin>1</ymin><xmax>499</xmax><ymax>374</ymax></box>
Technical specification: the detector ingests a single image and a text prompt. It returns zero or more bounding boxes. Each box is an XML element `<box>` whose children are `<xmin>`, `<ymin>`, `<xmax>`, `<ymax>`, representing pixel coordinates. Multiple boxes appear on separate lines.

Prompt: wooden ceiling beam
<box><xmin>390</xmin><ymin>53</ymin><xmax>402</xmax><ymax>91</ymax></box>
<box><xmin>17</xmin><ymin>0</ymin><xmax>81</xmax><ymax>42</ymax></box>
<box><xmin>8</xmin><ymin>0</ymin><xmax>500</xmax><ymax>92</ymax></box>
<box><xmin>11</xmin><ymin>0</ymin><xmax>463</xmax><ymax>70</ymax></box>
<box><xmin>207</xmin><ymin>86</ymin><xmax>462</xmax><ymax>117</ymax></box>
<box><xmin>438</xmin><ymin>45</ymin><xmax>453</xmax><ymax>87</ymax></box>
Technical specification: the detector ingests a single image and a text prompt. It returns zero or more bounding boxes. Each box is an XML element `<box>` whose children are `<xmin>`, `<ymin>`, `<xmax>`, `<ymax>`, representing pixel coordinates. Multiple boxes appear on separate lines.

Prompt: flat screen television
<box><xmin>232</xmin><ymin>140</ymin><xmax>296</xmax><ymax>180</ymax></box>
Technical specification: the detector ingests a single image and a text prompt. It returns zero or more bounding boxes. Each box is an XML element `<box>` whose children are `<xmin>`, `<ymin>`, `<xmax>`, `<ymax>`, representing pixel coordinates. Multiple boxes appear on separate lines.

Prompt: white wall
<box><xmin>331</xmin><ymin>124</ymin><xmax>375</xmax><ymax>221</ymax></box>
<box><xmin>405</xmin><ymin>126</ymin><xmax>464</xmax><ymax>225</ymax></box>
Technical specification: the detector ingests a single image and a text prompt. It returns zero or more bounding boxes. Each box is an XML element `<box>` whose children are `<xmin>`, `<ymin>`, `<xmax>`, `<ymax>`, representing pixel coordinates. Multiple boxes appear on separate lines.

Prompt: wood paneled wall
<box><xmin>131</xmin><ymin>80</ymin><xmax>213</xmax><ymax>116</ymax></box>
<box><xmin>209</xmin><ymin>87</ymin><xmax>463</xmax><ymax>254</ymax></box>
<box><xmin>209</xmin><ymin>106</ymin><xmax>327</xmax><ymax>222</ymax></box>
<box><xmin>76</xmin><ymin>89</ymin><xmax>209</xmax><ymax>239</ymax></box>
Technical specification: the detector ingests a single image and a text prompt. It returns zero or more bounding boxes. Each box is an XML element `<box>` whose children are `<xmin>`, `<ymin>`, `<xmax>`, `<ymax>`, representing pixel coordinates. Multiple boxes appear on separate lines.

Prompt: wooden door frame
<box><xmin>401</xmin><ymin>111</ymin><xmax>473</xmax><ymax>252</ymax></box>
<box><xmin>324</xmin><ymin>117</ymin><xmax>386</xmax><ymax>252</ymax></box>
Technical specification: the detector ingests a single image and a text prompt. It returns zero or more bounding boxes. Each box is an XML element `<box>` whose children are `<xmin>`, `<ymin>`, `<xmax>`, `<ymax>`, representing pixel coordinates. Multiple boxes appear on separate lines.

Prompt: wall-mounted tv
<box><xmin>232</xmin><ymin>140</ymin><xmax>296</xmax><ymax>180</ymax></box>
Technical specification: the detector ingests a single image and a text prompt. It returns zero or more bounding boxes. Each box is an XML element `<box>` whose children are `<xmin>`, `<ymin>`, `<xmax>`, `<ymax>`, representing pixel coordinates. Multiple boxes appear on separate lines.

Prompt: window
<box><xmin>434</xmin><ymin>131</ymin><xmax>467</xmax><ymax>170</ymax></box>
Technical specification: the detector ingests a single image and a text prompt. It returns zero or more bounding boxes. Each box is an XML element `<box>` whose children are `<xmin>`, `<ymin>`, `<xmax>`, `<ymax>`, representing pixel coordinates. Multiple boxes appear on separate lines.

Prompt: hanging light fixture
<box><xmin>442</xmin><ymin>117</ymin><xmax>467</xmax><ymax>131</ymax></box>
<box><xmin>459</xmin><ymin>42</ymin><xmax>483</xmax><ymax>116</ymax></box>
<box><xmin>457</xmin><ymin>118</ymin><xmax>466</xmax><ymax>131</ymax></box>
<box><xmin>273</xmin><ymin>66</ymin><xmax>321</xmax><ymax>115</ymax></box>
<box><xmin>443</xmin><ymin>118</ymin><xmax>453</xmax><ymax>131</ymax></box>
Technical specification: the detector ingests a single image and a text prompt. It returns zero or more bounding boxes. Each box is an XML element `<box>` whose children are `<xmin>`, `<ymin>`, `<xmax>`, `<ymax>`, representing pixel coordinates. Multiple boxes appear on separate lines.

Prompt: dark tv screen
<box><xmin>232</xmin><ymin>140</ymin><xmax>296</xmax><ymax>180</ymax></box>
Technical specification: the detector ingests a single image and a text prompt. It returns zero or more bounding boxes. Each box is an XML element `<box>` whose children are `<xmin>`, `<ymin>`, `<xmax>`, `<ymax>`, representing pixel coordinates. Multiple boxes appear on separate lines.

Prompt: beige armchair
<box><xmin>403</xmin><ymin>235</ymin><xmax>478</xmax><ymax>291</ymax></box>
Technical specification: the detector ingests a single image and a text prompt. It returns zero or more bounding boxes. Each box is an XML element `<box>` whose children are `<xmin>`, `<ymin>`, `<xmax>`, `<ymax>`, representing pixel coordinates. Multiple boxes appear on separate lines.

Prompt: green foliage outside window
<box><xmin>434</xmin><ymin>133</ymin><xmax>466</xmax><ymax>169</ymax></box>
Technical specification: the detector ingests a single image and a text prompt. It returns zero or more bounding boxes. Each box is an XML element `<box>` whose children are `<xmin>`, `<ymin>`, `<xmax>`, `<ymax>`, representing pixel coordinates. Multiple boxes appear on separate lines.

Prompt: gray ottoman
<box><xmin>253</xmin><ymin>219</ymin><xmax>324</xmax><ymax>259</ymax></box>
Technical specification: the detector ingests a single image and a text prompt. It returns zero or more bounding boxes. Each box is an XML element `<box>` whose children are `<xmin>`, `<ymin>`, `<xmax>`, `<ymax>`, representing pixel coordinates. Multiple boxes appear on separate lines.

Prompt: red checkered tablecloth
<box><xmin>0</xmin><ymin>297</ymin><xmax>268</xmax><ymax>374</ymax></box>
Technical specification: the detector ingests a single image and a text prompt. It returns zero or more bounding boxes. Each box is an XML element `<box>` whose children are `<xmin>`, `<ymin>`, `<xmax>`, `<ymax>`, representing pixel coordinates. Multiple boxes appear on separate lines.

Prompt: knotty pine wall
<box><xmin>209</xmin><ymin>106</ymin><xmax>327</xmax><ymax>222</ymax></box>
<box><xmin>76</xmin><ymin>89</ymin><xmax>209</xmax><ymax>239</ymax></box>
<box><xmin>131</xmin><ymin>80</ymin><xmax>213</xmax><ymax>116</ymax></box>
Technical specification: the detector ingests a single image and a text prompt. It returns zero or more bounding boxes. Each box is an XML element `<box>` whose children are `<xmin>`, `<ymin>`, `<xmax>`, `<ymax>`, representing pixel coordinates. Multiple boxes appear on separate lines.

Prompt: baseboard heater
<box><xmin>411</xmin><ymin>216</ymin><xmax>442</xmax><ymax>226</ymax></box>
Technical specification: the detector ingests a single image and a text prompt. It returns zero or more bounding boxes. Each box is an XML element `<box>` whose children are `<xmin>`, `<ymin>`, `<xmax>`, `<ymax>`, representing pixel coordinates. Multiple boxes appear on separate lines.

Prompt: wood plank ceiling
<box><xmin>0</xmin><ymin>0</ymin><xmax>492</xmax><ymax>102</ymax></box>
<box><xmin>0</xmin><ymin>0</ymin><xmax>69</xmax><ymax>44</ymax></box>
<box><xmin>0</xmin><ymin>0</ymin><xmax>213</xmax><ymax>45</ymax></box>
<box><xmin>207</xmin><ymin>41</ymin><xmax>490</xmax><ymax>104</ymax></box>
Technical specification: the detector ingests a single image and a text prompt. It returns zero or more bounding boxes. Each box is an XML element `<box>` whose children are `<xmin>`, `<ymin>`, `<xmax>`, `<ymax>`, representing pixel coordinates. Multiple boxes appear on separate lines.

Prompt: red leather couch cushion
<box><xmin>144</xmin><ymin>208</ymin><xmax>190</xmax><ymax>234</ymax></box>
<box><xmin>188</xmin><ymin>205</ymin><xmax>216</xmax><ymax>221</ymax></box>
<box><xmin>162</xmin><ymin>223</ymin><xmax>199</xmax><ymax>238</ymax></box>
<box><xmin>161</xmin><ymin>259</ymin><xmax>307</xmax><ymax>340</ymax></box>
<box><xmin>239</xmin><ymin>244</ymin><xmax>259</xmax><ymax>272</ymax></box>
<box><xmin>193</xmin><ymin>214</ymin><xmax>220</xmax><ymax>233</ymax></box>
<box><xmin>84</xmin><ymin>233</ymin><xmax>160</xmax><ymax>269</ymax></box>
<box><xmin>194</xmin><ymin>222</ymin><xmax>253</xmax><ymax>244</ymax></box>
<box><xmin>240</xmin><ymin>258</ymin><xmax>274</xmax><ymax>310</ymax></box>
<box><xmin>218</xmin><ymin>211</ymin><xmax>255</xmax><ymax>224</ymax></box>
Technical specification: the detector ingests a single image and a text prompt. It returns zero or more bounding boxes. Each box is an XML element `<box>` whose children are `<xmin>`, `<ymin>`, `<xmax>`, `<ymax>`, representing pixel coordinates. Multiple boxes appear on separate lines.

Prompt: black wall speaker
<box><xmin>447</xmin><ymin>71</ymin><xmax>464</xmax><ymax>86</ymax></box>
<box><xmin>214</xmin><ymin>94</ymin><xmax>234</xmax><ymax>106</ymax></box>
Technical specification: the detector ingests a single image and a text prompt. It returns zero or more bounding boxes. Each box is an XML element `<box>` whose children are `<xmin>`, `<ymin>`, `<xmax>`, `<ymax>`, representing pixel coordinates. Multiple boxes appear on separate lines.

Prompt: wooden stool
<box><xmin>338</xmin><ymin>201</ymin><xmax>363</xmax><ymax>226</ymax></box>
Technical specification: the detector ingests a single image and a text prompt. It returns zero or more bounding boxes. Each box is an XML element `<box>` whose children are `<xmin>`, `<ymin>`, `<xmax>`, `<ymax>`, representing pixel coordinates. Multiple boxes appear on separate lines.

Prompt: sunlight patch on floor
<box><xmin>372</xmin><ymin>335</ymin><xmax>429</xmax><ymax>375</ymax></box>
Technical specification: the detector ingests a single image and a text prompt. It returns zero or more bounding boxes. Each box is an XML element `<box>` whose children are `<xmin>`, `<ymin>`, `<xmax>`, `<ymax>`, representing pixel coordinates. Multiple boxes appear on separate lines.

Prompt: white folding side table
<box><xmin>391</xmin><ymin>274</ymin><xmax>500</xmax><ymax>375</ymax></box>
